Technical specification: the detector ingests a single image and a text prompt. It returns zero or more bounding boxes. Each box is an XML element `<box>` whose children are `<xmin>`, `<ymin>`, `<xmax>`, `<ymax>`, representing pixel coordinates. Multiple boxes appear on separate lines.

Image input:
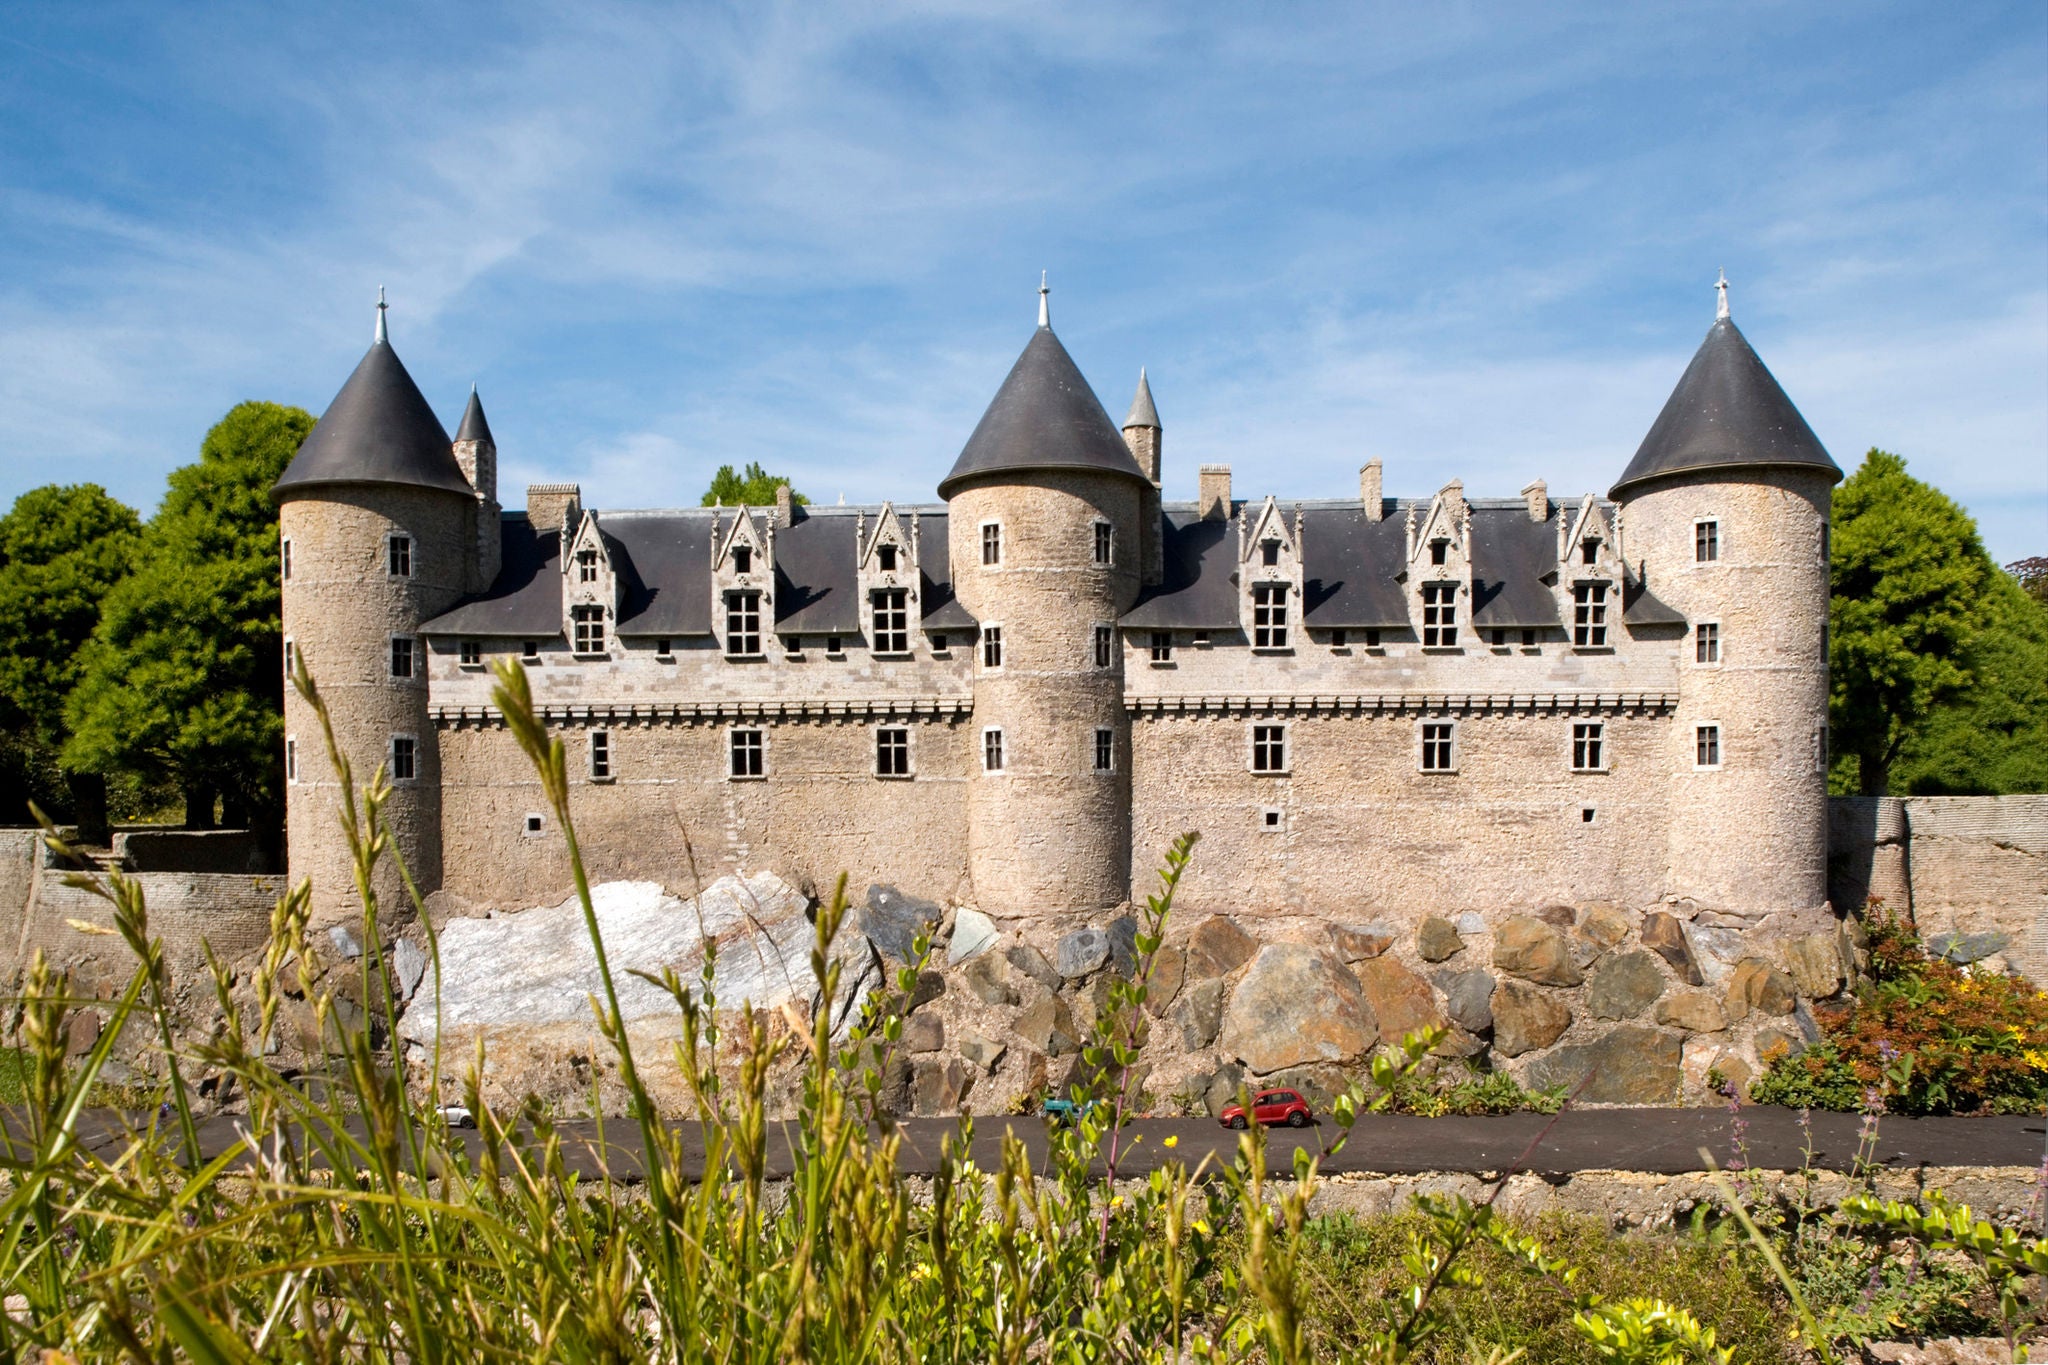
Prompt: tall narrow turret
<box><xmin>1612</xmin><ymin>280</ymin><xmax>1841</xmax><ymax>914</ymax></box>
<box><xmin>274</xmin><ymin>298</ymin><xmax>478</xmax><ymax>928</ymax></box>
<box><xmin>942</xmin><ymin>291</ymin><xmax>1149</xmax><ymax>916</ymax></box>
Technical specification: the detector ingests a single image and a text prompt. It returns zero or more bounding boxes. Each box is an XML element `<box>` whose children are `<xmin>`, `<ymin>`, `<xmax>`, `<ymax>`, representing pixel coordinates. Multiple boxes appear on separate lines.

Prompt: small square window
<box><xmin>1696</xmin><ymin>724</ymin><xmax>1722</xmax><ymax>769</ymax></box>
<box><xmin>982</xmin><ymin>727</ymin><xmax>1005</xmax><ymax>773</ymax></box>
<box><xmin>1695</xmin><ymin>622</ymin><xmax>1720</xmax><ymax>664</ymax></box>
<box><xmin>390</xmin><ymin>636</ymin><xmax>415</xmax><ymax>680</ymax></box>
<box><xmin>1329</xmin><ymin>629</ymin><xmax>1347</xmax><ymax>649</ymax></box>
<box><xmin>878</xmin><ymin>544</ymin><xmax>898</xmax><ymax>572</ymax></box>
<box><xmin>1581</xmin><ymin>807</ymin><xmax>1596</xmax><ymax>824</ymax></box>
<box><xmin>280</xmin><ymin>537</ymin><xmax>292</xmax><ymax>580</ymax></box>
<box><xmin>877</xmin><ymin>727</ymin><xmax>911</xmax><ymax>777</ymax></box>
<box><xmin>1420</xmin><ymin>722</ymin><xmax>1456</xmax><ymax>772</ymax></box>
<box><xmin>388</xmin><ymin>535</ymin><xmax>412</xmax><ymax>577</ymax></box>
<box><xmin>1150</xmin><ymin>631</ymin><xmax>1173</xmax><ymax>663</ymax></box>
<box><xmin>1261</xmin><ymin>807</ymin><xmax>1282</xmax><ymax>831</ymax></box>
<box><xmin>1192</xmin><ymin>630</ymin><xmax>1211</xmax><ymax>648</ymax></box>
<box><xmin>656</xmin><ymin>638</ymin><xmax>674</xmax><ymax>659</ymax></box>
<box><xmin>390</xmin><ymin>735</ymin><xmax>417</xmax><ymax>782</ymax></box>
<box><xmin>1093</xmin><ymin>727</ymin><xmax>1113</xmax><ymax>772</ymax></box>
<box><xmin>981</xmin><ymin>624</ymin><xmax>1003</xmax><ymax>669</ymax></box>
<box><xmin>1093</xmin><ymin>523</ymin><xmax>1112</xmax><ymax>565</ymax></box>
<box><xmin>1429</xmin><ymin>540</ymin><xmax>1448</xmax><ymax>566</ymax></box>
<box><xmin>1695</xmin><ymin>520</ymin><xmax>1720</xmax><ymax>563</ymax></box>
<box><xmin>981</xmin><ymin>522</ymin><xmax>1002</xmax><ymax>566</ymax></box>
<box><xmin>524</xmin><ymin>813</ymin><xmax>545</xmax><ymax>836</ymax></box>
<box><xmin>1364</xmin><ymin>628</ymin><xmax>1381</xmax><ymax>649</ymax></box>
<box><xmin>1093</xmin><ymin>625</ymin><xmax>1113</xmax><ymax>668</ymax></box>
<box><xmin>1581</xmin><ymin>539</ymin><xmax>1598</xmax><ymax>565</ymax></box>
<box><xmin>459</xmin><ymin>640</ymin><xmax>482</xmax><ymax>667</ymax></box>
<box><xmin>1491</xmin><ymin>628</ymin><xmax>1507</xmax><ymax>647</ymax></box>
<box><xmin>589</xmin><ymin>731</ymin><xmax>611</xmax><ymax>781</ymax></box>
<box><xmin>1572</xmin><ymin>722</ymin><xmax>1605</xmax><ymax>772</ymax></box>
<box><xmin>732</xmin><ymin>545</ymin><xmax>753</xmax><ymax>575</ymax></box>
<box><xmin>1522</xmin><ymin>628</ymin><xmax>1537</xmax><ymax>648</ymax></box>
<box><xmin>1261</xmin><ymin>539</ymin><xmax>1281</xmax><ymax>567</ymax></box>
<box><xmin>826</xmin><ymin>635</ymin><xmax>844</xmax><ymax>656</ymax></box>
<box><xmin>522</xmin><ymin>640</ymin><xmax>541</xmax><ymax>663</ymax></box>
<box><xmin>1251</xmin><ymin>724</ymin><xmax>1287</xmax><ymax>773</ymax></box>
<box><xmin>285</xmin><ymin>737</ymin><xmax>297</xmax><ymax>783</ymax></box>
<box><xmin>730</xmin><ymin>729</ymin><xmax>765</xmax><ymax>779</ymax></box>
<box><xmin>930</xmin><ymin>633</ymin><xmax>948</xmax><ymax>654</ymax></box>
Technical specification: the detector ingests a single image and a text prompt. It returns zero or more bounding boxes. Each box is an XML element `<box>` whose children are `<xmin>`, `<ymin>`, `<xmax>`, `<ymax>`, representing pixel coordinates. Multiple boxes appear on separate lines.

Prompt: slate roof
<box><xmin>1123</xmin><ymin>369</ymin><xmax>1159</xmax><ymax>429</ymax></box>
<box><xmin>454</xmin><ymin>388</ymin><xmax>494</xmax><ymax>445</ymax></box>
<box><xmin>419</xmin><ymin>507</ymin><xmax>972</xmax><ymax>639</ymax></box>
<box><xmin>938</xmin><ymin>327</ymin><xmax>1150</xmax><ymax>498</ymax></box>
<box><xmin>275</xmin><ymin>340</ymin><xmax>475</xmax><ymax>498</ymax></box>
<box><xmin>1611</xmin><ymin>318</ymin><xmax>1841</xmax><ymax>498</ymax></box>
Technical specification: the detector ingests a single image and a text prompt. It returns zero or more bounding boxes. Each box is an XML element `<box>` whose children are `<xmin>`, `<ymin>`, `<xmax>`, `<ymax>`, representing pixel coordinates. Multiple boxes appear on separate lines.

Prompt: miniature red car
<box><xmin>1219</xmin><ymin>1088</ymin><xmax>1314</xmax><ymax>1129</ymax></box>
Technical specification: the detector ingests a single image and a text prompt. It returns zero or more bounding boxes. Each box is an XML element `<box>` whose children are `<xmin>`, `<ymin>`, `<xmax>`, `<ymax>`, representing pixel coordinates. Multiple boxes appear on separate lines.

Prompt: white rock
<box><xmin>392</xmin><ymin>939</ymin><xmax>428</xmax><ymax>1002</ymax></box>
<box><xmin>405</xmin><ymin>873</ymin><xmax>862</xmax><ymax>1043</ymax></box>
<box><xmin>947</xmin><ymin>907</ymin><xmax>1000</xmax><ymax>964</ymax></box>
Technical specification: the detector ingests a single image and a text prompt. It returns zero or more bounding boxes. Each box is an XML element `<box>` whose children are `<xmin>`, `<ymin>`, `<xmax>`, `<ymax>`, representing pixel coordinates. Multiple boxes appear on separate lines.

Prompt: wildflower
<box><xmin>1109</xmin><ymin>1195</ymin><xmax>1124</xmax><ymax>1209</ymax></box>
<box><xmin>1193</xmin><ymin>1219</ymin><xmax>1211</xmax><ymax>1236</ymax></box>
<box><xmin>1162</xmin><ymin>1134</ymin><xmax>1178</xmax><ymax>1149</ymax></box>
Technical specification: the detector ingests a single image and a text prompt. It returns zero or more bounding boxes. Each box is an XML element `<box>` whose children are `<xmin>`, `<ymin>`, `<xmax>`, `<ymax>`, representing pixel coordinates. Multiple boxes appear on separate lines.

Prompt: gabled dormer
<box><xmin>1238</xmin><ymin>495</ymin><xmax>1303</xmax><ymax>651</ymax></box>
<box><xmin>712</xmin><ymin>507</ymin><xmax>773</xmax><ymax>659</ymax></box>
<box><xmin>563</xmin><ymin>510</ymin><xmax>618</xmax><ymax>657</ymax></box>
<box><xmin>1556</xmin><ymin>495</ymin><xmax>1623</xmax><ymax>650</ymax></box>
<box><xmin>857</xmin><ymin>503</ymin><xmax>919</xmax><ymax>656</ymax></box>
<box><xmin>1404</xmin><ymin>480</ymin><xmax>1472</xmax><ymax>649</ymax></box>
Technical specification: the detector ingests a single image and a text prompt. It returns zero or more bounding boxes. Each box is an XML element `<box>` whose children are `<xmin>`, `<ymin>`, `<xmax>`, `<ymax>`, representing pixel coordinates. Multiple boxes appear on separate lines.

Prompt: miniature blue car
<box><xmin>1042</xmin><ymin>1096</ymin><xmax>1100</xmax><ymax>1126</ymax></box>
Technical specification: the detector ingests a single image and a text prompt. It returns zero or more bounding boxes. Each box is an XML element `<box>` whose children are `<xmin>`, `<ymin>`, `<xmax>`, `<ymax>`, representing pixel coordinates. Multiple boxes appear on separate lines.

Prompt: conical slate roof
<box><xmin>1611</xmin><ymin>318</ymin><xmax>1840</xmax><ymax>498</ymax></box>
<box><xmin>1124</xmin><ymin>368</ymin><xmax>1160</xmax><ymax>429</ymax></box>
<box><xmin>275</xmin><ymin>339</ymin><xmax>473</xmax><ymax>498</ymax></box>
<box><xmin>455</xmin><ymin>387</ymin><xmax>494</xmax><ymax>445</ymax></box>
<box><xmin>938</xmin><ymin>326</ymin><xmax>1149</xmax><ymax>499</ymax></box>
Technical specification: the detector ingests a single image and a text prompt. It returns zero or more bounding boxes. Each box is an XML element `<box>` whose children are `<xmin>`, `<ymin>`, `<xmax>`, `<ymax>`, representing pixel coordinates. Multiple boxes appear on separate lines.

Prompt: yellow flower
<box><xmin>1193</xmin><ymin>1220</ymin><xmax>1211</xmax><ymax>1236</ymax></box>
<box><xmin>1163</xmin><ymin>1135</ymin><xmax>1179</xmax><ymax>1149</ymax></box>
<box><xmin>1109</xmin><ymin>1195</ymin><xmax>1124</xmax><ymax>1209</ymax></box>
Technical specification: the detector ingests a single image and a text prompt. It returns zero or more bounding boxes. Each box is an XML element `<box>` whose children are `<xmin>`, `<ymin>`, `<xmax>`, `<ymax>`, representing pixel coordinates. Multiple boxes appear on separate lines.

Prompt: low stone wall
<box><xmin>1830</xmin><ymin>795</ymin><xmax>2048</xmax><ymax>983</ymax></box>
<box><xmin>113</xmin><ymin>827</ymin><xmax>278</xmax><ymax>875</ymax></box>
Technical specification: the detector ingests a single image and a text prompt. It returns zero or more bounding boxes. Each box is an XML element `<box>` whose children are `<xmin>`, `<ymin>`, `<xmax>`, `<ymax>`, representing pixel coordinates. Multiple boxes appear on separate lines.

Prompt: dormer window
<box><xmin>725</xmin><ymin>592</ymin><xmax>761</xmax><ymax>657</ymax></box>
<box><xmin>877</xmin><ymin>544</ymin><xmax>898</xmax><ymax>572</ymax></box>
<box><xmin>1261</xmin><ymin>539</ymin><xmax>1281</xmax><ymax>567</ymax></box>
<box><xmin>1571</xmin><ymin>583</ymin><xmax>1609</xmax><ymax>647</ymax></box>
<box><xmin>1421</xmin><ymin>582</ymin><xmax>1457</xmax><ymax>647</ymax></box>
<box><xmin>577</xmin><ymin>549</ymin><xmax>599</xmax><ymax>583</ymax></box>
<box><xmin>1429</xmin><ymin>540</ymin><xmax>1448</xmax><ymax>566</ymax></box>
<box><xmin>732</xmin><ymin>545</ymin><xmax>752</xmax><ymax>575</ymax></box>
<box><xmin>871</xmin><ymin>589</ymin><xmax>909</xmax><ymax>654</ymax></box>
<box><xmin>1580</xmin><ymin>540</ymin><xmax>1598</xmax><ymax>565</ymax></box>
<box><xmin>572</xmin><ymin>605</ymin><xmax>606</xmax><ymax>655</ymax></box>
<box><xmin>1252</xmin><ymin>582</ymin><xmax>1289</xmax><ymax>649</ymax></box>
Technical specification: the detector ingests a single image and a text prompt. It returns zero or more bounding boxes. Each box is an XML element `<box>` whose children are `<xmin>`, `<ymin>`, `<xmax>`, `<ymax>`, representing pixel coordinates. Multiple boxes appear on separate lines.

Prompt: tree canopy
<box><xmin>0</xmin><ymin>484</ymin><xmax>140</xmax><ymax>829</ymax></box>
<box><xmin>65</xmin><ymin>401</ymin><xmax>313</xmax><ymax>831</ymax></box>
<box><xmin>701</xmin><ymin>462</ymin><xmax>807</xmax><ymax>509</ymax></box>
<box><xmin>1828</xmin><ymin>448</ymin><xmax>2045</xmax><ymax>795</ymax></box>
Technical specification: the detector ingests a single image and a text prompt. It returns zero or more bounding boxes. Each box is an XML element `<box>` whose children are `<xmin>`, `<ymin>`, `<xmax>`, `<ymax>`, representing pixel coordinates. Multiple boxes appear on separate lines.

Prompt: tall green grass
<box><xmin>0</xmin><ymin>659</ymin><xmax>1812</xmax><ymax>1361</ymax></box>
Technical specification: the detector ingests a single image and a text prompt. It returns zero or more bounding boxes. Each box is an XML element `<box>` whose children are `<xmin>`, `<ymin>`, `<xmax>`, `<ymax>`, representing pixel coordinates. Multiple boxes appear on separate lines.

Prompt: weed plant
<box><xmin>0</xmin><ymin>659</ymin><xmax>2025</xmax><ymax>1362</ymax></box>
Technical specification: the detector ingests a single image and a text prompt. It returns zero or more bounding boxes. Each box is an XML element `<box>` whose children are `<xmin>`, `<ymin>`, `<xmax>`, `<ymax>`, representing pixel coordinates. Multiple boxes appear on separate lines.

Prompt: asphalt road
<box><xmin>22</xmin><ymin>1106</ymin><xmax>2044</xmax><ymax>1183</ymax></box>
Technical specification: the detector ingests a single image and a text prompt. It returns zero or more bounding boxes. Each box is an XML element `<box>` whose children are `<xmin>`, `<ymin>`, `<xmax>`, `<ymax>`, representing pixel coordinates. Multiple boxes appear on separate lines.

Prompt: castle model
<box><xmin>275</xmin><ymin>279</ymin><xmax>1841</xmax><ymax>932</ymax></box>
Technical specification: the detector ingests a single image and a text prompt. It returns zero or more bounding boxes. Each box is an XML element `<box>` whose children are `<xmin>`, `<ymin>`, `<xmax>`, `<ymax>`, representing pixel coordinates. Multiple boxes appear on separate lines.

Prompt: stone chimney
<box><xmin>1197</xmin><ymin>465</ymin><xmax>1231</xmax><ymax>522</ymax></box>
<box><xmin>526</xmin><ymin>483</ymin><xmax>582</xmax><ymax>538</ymax></box>
<box><xmin>1360</xmin><ymin>459</ymin><xmax>1384</xmax><ymax>522</ymax></box>
<box><xmin>1522</xmin><ymin>478</ymin><xmax>1547</xmax><ymax>523</ymax></box>
<box><xmin>774</xmin><ymin>483</ymin><xmax>794</xmax><ymax>528</ymax></box>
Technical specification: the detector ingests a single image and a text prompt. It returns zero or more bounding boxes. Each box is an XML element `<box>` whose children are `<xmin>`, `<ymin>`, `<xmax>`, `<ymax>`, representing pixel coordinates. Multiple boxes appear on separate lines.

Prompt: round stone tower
<box><xmin>273</xmin><ymin>298</ymin><xmax>483</xmax><ymax>928</ymax></box>
<box><xmin>940</xmin><ymin>289</ymin><xmax>1151</xmax><ymax>916</ymax></box>
<box><xmin>1612</xmin><ymin>280</ymin><xmax>1842</xmax><ymax>915</ymax></box>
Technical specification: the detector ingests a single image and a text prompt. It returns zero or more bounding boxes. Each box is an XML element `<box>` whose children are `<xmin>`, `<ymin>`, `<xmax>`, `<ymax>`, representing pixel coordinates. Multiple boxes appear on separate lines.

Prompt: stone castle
<box><xmin>274</xmin><ymin>279</ymin><xmax>1841</xmax><ymax>940</ymax></box>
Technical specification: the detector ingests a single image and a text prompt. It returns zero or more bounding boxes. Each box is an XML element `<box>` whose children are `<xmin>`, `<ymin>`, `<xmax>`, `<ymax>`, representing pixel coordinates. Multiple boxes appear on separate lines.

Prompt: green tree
<box><xmin>0</xmin><ymin>484</ymin><xmax>140</xmax><ymax>836</ymax></box>
<box><xmin>1889</xmin><ymin>569</ymin><xmax>2048</xmax><ymax>794</ymax></box>
<box><xmin>65</xmin><ymin>402</ymin><xmax>313</xmax><ymax>832</ymax></box>
<box><xmin>700</xmin><ymin>461</ymin><xmax>807</xmax><ymax>508</ymax></box>
<box><xmin>2009</xmin><ymin>556</ymin><xmax>2048</xmax><ymax>607</ymax></box>
<box><xmin>1829</xmin><ymin>449</ymin><xmax>2004</xmax><ymax>795</ymax></box>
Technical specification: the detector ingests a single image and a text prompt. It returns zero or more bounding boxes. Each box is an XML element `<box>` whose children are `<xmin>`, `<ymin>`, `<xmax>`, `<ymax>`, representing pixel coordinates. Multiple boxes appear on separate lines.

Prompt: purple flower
<box><xmin>1877</xmin><ymin>1040</ymin><xmax>1900</xmax><ymax>1064</ymax></box>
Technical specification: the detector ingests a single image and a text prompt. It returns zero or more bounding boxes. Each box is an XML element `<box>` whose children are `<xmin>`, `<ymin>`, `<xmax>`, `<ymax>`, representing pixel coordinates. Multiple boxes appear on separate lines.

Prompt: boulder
<box><xmin>1577</xmin><ymin>904</ymin><xmax>1632</xmax><ymax>950</ymax></box>
<box><xmin>1332</xmin><ymin>923</ymin><xmax>1396</xmax><ymax>961</ymax></box>
<box><xmin>391</xmin><ymin>939</ymin><xmax>429</xmax><ymax>1003</ymax></box>
<box><xmin>1681</xmin><ymin>922</ymin><xmax>1749</xmax><ymax>987</ymax></box>
<box><xmin>1416</xmin><ymin>915</ymin><xmax>1463</xmax><ymax>963</ymax></box>
<box><xmin>905</xmin><ymin>971</ymin><xmax>946</xmax><ymax>1014</ymax></box>
<box><xmin>900</xmin><ymin>1012</ymin><xmax>945</xmax><ymax>1054</ymax></box>
<box><xmin>327</xmin><ymin>924</ymin><xmax>364</xmax><ymax>960</ymax></box>
<box><xmin>1929</xmin><ymin>930</ymin><xmax>2011</xmax><ymax>965</ymax></box>
<box><xmin>1654</xmin><ymin>990</ymin><xmax>1727</xmax><ymax>1034</ymax></box>
<box><xmin>1357</xmin><ymin>957</ymin><xmax>1446</xmax><ymax>1044</ymax></box>
<box><xmin>1440</xmin><ymin>970</ymin><xmax>1495</xmax><ymax>1034</ymax></box>
<box><xmin>911</xmin><ymin>1056</ymin><xmax>972</xmax><ymax>1114</ymax></box>
<box><xmin>1203</xmin><ymin>1061</ymin><xmax>1246</xmax><ymax>1117</ymax></box>
<box><xmin>1055</xmin><ymin>928</ymin><xmax>1110</xmax><ymax>978</ymax></box>
<box><xmin>1524</xmin><ymin>1026</ymin><xmax>1682</xmax><ymax>1105</ymax></box>
<box><xmin>1491</xmin><ymin>981</ymin><xmax>1571</xmax><ymax>1057</ymax></box>
<box><xmin>1493</xmin><ymin>917</ymin><xmax>1583</xmax><ymax>987</ymax></box>
<box><xmin>863</xmin><ymin>885</ymin><xmax>942</xmax><ymax>963</ymax></box>
<box><xmin>1006</xmin><ymin>943</ymin><xmax>1062</xmax><ymax>991</ymax></box>
<box><xmin>1176</xmin><ymin>978</ymin><xmax>1226</xmax><ymax>1050</ymax></box>
<box><xmin>1586</xmin><ymin>950</ymin><xmax>1666</xmax><ymax>1021</ymax></box>
<box><xmin>1185</xmin><ymin>915</ymin><xmax>1257</xmax><ymax>979</ymax></box>
<box><xmin>1143</xmin><ymin>945</ymin><xmax>1186</xmax><ymax>1016</ymax></box>
<box><xmin>1014</xmin><ymin>995</ymin><xmax>1080</xmax><ymax>1057</ymax></box>
<box><xmin>1724</xmin><ymin>959</ymin><xmax>1797</xmax><ymax>1020</ymax></box>
<box><xmin>947</xmin><ymin>907</ymin><xmax>1000</xmax><ymax>964</ymax></box>
<box><xmin>1107</xmin><ymin>915</ymin><xmax>1140</xmax><ymax>974</ymax></box>
<box><xmin>1217</xmin><ymin>945</ymin><xmax>1376</xmax><ymax>1074</ymax></box>
<box><xmin>958</xmin><ymin>1031</ymin><xmax>1006</xmax><ymax>1073</ymax></box>
<box><xmin>960</xmin><ymin>954</ymin><xmax>1019</xmax><ymax>1007</ymax></box>
<box><xmin>1640</xmin><ymin>912</ymin><xmax>1703</xmax><ymax>986</ymax></box>
<box><xmin>1785</xmin><ymin>932</ymin><xmax>1846</xmax><ymax>998</ymax></box>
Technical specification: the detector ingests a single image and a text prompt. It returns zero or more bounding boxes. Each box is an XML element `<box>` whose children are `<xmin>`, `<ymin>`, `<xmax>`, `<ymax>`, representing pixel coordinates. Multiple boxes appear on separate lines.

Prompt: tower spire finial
<box><xmin>1715</xmin><ymin>269</ymin><xmax>1730</xmax><ymax>321</ymax></box>
<box><xmin>1038</xmin><ymin>271</ymin><xmax>1049</xmax><ymax>329</ymax></box>
<box><xmin>375</xmin><ymin>286</ymin><xmax>389</xmax><ymax>344</ymax></box>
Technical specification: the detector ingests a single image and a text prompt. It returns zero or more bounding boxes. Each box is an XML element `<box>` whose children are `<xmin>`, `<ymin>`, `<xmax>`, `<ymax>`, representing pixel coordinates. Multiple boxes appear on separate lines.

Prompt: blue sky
<box><xmin>2</xmin><ymin>2</ymin><xmax>2043</xmax><ymax>562</ymax></box>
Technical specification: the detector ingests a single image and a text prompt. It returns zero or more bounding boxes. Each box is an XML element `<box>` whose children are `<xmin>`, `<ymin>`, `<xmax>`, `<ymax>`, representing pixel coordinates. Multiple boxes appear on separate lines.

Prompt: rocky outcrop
<box><xmin>1218</xmin><ymin>945</ymin><xmax>1375</xmax><ymax>1074</ymax></box>
<box><xmin>1525</xmin><ymin>1026</ymin><xmax>1681</xmax><ymax>1105</ymax></box>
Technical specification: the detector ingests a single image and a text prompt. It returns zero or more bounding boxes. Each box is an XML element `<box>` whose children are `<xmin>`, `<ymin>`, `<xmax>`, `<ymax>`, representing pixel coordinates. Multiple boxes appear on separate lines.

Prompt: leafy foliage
<box><xmin>63</xmin><ymin>401</ymin><xmax>311</xmax><ymax>829</ymax></box>
<box><xmin>701</xmin><ymin>460</ymin><xmax>808</xmax><ymax>508</ymax></box>
<box><xmin>1828</xmin><ymin>448</ymin><xmax>2042</xmax><ymax>795</ymax></box>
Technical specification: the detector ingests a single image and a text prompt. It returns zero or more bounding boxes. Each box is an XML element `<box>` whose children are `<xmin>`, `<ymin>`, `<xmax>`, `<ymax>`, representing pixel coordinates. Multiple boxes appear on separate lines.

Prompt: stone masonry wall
<box><xmin>1830</xmin><ymin>794</ymin><xmax>2048</xmax><ymax>983</ymax></box>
